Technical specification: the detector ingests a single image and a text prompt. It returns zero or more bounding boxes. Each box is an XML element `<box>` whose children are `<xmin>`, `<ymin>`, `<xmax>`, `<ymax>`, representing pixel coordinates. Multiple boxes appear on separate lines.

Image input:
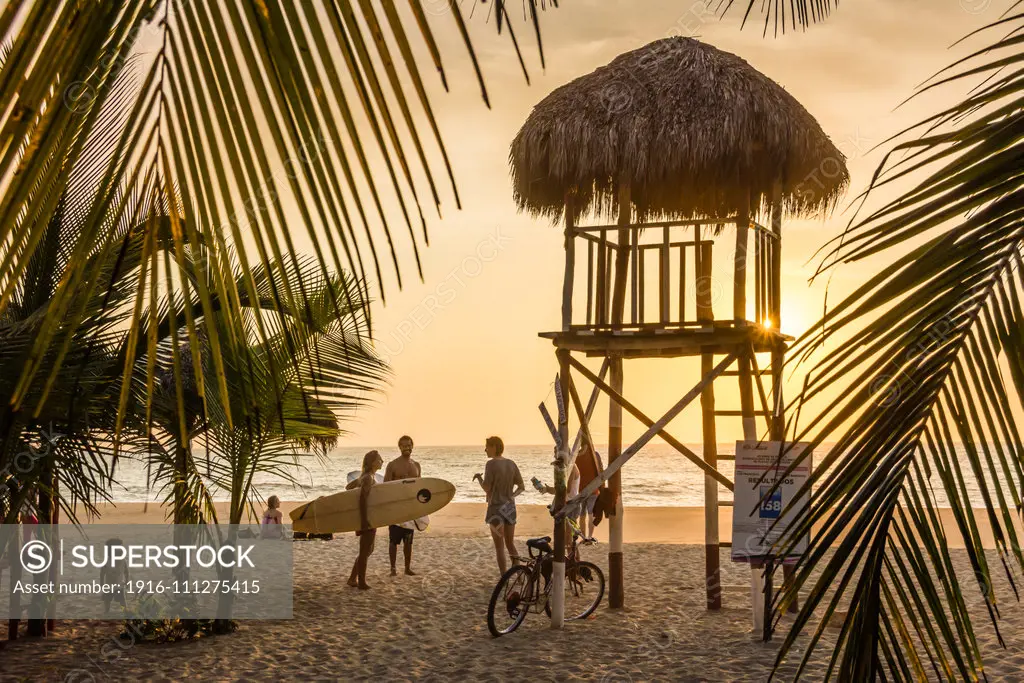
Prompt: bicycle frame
<box><xmin>519</xmin><ymin>528</ymin><xmax>597</xmax><ymax>610</ymax></box>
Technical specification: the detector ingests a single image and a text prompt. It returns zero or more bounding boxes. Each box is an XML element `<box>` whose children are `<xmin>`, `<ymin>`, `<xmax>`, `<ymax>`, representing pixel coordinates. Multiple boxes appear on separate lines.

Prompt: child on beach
<box><xmin>474</xmin><ymin>436</ymin><xmax>525</xmax><ymax>575</ymax></box>
<box><xmin>261</xmin><ymin>495</ymin><xmax>283</xmax><ymax>539</ymax></box>
<box><xmin>347</xmin><ymin>450</ymin><xmax>383</xmax><ymax>589</ymax></box>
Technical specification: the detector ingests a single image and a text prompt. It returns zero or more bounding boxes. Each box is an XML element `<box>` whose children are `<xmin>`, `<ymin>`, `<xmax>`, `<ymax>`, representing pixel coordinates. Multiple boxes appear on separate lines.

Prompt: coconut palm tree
<box><xmin>0</xmin><ymin>1</ymin><xmax>554</xmax><ymax>447</ymax></box>
<box><xmin>0</xmin><ymin>72</ymin><xmax>163</xmax><ymax>526</ymax></box>
<box><xmin>143</xmin><ymin>254</ymin><xmax>386</xmax><ymax>528</ymax></box>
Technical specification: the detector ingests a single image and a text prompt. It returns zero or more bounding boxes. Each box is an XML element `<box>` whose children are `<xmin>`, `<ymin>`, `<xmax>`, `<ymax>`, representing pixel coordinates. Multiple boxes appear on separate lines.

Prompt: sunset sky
<box><xmin>332</xmin><ymin>0</ymin><xmax>1002</xmax><ymax>447</ymax></box>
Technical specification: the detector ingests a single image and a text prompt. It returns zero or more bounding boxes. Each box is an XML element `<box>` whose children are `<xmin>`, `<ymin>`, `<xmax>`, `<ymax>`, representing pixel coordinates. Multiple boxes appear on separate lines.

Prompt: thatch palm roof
<box><xmin>510</xmin><ymin>37</ymin><xmax>849</xmax><ymax>222</ymax></box>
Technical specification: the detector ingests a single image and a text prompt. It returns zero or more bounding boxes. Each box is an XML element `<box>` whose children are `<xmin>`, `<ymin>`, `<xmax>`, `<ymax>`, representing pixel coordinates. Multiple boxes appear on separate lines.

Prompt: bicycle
<box><xmin>486</xmin><ymin>519</ymin><xmax>605</xmax><ymax>637</ymax></box>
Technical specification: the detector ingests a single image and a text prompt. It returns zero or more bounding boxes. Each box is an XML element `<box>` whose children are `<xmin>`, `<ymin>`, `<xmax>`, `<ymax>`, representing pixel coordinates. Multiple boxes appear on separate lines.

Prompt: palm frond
<box><xmin>0</xmin><ymin>0</ymin><xmax>551</xmax><ymax>433</ymax></box>
<box><xmin>720</xmin><ymin>0</ymin><xmax>839</xmax><ymax>35</ymax></box>
<box><xmin>773</xmin><ymin>12</ymin><xmax>1024</xmax><ymax>681</ymax></box>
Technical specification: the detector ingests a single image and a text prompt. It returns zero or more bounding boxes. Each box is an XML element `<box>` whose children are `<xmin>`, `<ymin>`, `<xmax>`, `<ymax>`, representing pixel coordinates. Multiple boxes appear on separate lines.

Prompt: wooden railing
<box><xmin>562</xmin><ymin>218</ymin><xmax>779</xmax><ymax>333</ymax></box>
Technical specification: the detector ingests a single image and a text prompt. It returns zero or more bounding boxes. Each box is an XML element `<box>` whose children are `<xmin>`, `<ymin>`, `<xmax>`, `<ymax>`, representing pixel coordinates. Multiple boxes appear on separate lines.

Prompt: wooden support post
<box><xmin>608</xmin><ymin>355</ymin><xmax>624</xmax><ymax>609</ymax></box>
<box><xmin>740</xmin><ymin>342</ymin><xmax>760</xmax><ymax>627</ymax></box>
<box><xmin>586</xmin><ymin>241</ymin><xmax>594</xmax><ymax>327</ymax></box>
<box><xmin>551</xmin><ymin>348</ymin><xmax>571</xmax><ymax>628</ymax></box>
<box><xmin>611</xmin><ymin>182</ymin><xmax>632</xmax><ymax>325</ymax></box>
<box><xmin>734</xmin><ymin>202</ymin><xmax>750</xmax><ymax>323</ymax></box>
<box><xmin>769</xmin><ymin>182</ymin><xmax>784</xmax><ymax>440</ymax></box>
<box><xmin>737</xmin><ymin>195</ymin><xmax>757</xmax><ymax>439</ymax></box>
<box><xmin>638</xmin><ymin>248</ymin><xmax>645</xmax><ymax>323</ymax></box>
<box><xmin>660</xmin><ymin>227</ymin><xmax>670</xmax><ymax>323</ymax></box>
<box><xmin>754</xmin><ymin>230</ymin><xmax>762</xmax><ymax>325</ymax></box>
<box><xmin>770</xmin><ymin>181</ymin><xmax>798</xmax><ymax>613</ymax></box>
<box><xmin>771</xmin><ymin>185</ymin><xmax>782</xmax><ymax>333</ymax></box>
<box><xmin>608</xmin><ymin>179</ymin><xmax>631</xmax><ymax>610</ymax></box>
<box><xmin>696</xmin><ymin>237</ymin><xmax>721</xmax><ymax>610</ymax></box>
<box><xmin>739</xmin><ymin>348</ymin><xmax>757</xmax><ymax>442</ymax></box>
<box><xmin>562</xmin><ymin>195</ymin><xmax>576</xmax><ymax>332</ymax></box>
<box><xmin>678</xmin><ymin>245</ymin><xmax>686</xmax><ymax>323</ymax></box>
<box><xmin>631</xmin><ymin>234</ymin><xmax>639</xmax><ymax>324</ymax></box>
<box><xmin>597</xmin><ymin>233</ymin><xmax>607</xmax><ymax>326</ymax></box>
<box><xmin>605</xmin><ymin>243</ymin><xmax>613</xmax><ymax>324</ymax></box>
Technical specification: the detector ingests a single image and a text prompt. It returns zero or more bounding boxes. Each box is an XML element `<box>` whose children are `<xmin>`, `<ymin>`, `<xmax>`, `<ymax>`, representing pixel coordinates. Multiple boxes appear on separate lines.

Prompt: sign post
<box><xmin>731</xmin><ymin>441</ymin><xmax>812</xmax><ymax>638</ymax></box>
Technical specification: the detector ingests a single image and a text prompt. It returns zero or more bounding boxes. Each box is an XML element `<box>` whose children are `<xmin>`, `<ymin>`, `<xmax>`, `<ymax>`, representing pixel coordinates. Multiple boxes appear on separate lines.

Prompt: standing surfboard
<box><xmin>289</xmin><ymin>477</ymin><xmax>455</xmax><ymax>534</ymax></box>
<box><xmin>346</xmin><ymin>470</ymin><xmax>384</xmax><ymax>484</ymax></box>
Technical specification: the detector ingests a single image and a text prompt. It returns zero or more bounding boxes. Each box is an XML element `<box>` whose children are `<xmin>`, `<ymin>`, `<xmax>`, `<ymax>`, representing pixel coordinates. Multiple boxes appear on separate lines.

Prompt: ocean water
<box><xmin>108</xmin><ymin>443</ymin><xmax>1009</xmax><ymax>508</ymax></box>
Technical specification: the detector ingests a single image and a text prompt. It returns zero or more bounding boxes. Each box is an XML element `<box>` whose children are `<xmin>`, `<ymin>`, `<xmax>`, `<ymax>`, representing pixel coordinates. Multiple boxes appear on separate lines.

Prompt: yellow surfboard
<box><xmin>289</xmin><ymin>477</ymin><xmax>456</xmax><ymax>534</ymax></box>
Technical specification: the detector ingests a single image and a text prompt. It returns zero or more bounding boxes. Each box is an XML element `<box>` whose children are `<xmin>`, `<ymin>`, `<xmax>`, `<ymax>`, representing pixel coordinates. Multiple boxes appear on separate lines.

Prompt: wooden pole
<box><xmin>596</xmin><ymin>234</ymin><xmax>606</xmax><ymax>326</ymax></box>
<box><xmin>608</xmin><ymin>355</ymin><xmax>624</xmax><ymax>609</ymax></box>
<box><xmin>696</xmin><ymin>232</ymin><xmax>721</xmax><ymax>610</ymax></box>
<box><xmin>610</xmin><ymin>182</ymin><xmax>632</xmax><ymax>325</ymax></box>
<box><xmin>586</xmin><ymin>241</ymin><xmax>594</xmax><ymax>327</ymax></box>
<box><xmin>735</xmin><ymin>197</ymin><xmax>766</xmax><ymax>630</ymax></box>
<box><xmin>562</xmin><ymin>194</ymin><xmax>576</xmax><ymax>332</ymax></box>
<box><xmin>737</xmin><ymin>197</ymin><xmax>757</xmax><ymax>441</ymax></box>
<box><xmin>769</xmin><ymin>181</ymin><xmax>797</xmax><ymax>613</ymax></box>
<box><xmin>551</xmin><ymin>348</ymin><xmax>571</xmax><ymax>628</ymax></box>
<box><xmin>660</xmin><ymin>227</ymin><xmax>670</xmax><ymax>323</ymax></box>
<box><xmin>631</xmin><ymin>232</ymin><xmax>639</xmax><ymax>323</ymax></box>
<box><xmin>734</xmin><ymin>201</ymin><xmax>750</xmax><ymax>324</ymax></box>
<box><xmin>607</xmin><ymin>179</ymin><xmax>631</xmax><ymax>609</ymax></box>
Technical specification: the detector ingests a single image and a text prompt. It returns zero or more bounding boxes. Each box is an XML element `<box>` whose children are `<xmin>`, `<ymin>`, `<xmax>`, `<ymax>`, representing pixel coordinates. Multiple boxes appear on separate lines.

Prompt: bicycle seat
<box><xmin>526</xmin><ymin>536</ymin><xmax>552</xmax><ymax>553</ymax></box>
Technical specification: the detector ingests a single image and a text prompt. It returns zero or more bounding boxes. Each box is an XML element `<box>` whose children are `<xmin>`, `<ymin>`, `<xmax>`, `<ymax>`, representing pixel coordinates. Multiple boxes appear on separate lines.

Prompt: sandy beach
<box><xmin>2</xmin><ymin>504</ymin><xmax>1023</xmax><ymax>681</ymax></box>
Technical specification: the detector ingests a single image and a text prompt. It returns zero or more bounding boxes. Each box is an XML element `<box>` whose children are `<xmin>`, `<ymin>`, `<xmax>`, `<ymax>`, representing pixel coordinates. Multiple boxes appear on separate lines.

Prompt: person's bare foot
<box><xmin>358</xmin><ymin>583</ymin><xmax>371</xmax><ymax>590</ymax></box>
<box><xmin>390</xmin><ymin>567</ymin><xmax>397</xmax><ymax>576</ymax></box>
<box><xmin>347</xmin><ymin>579</ymin><xmax>359</xmax><ymax>587</ymax></box>
<box><xmin>404</xmin><ymin>568</ymin><xmax>416</xmax><ymax>576</ymax></box>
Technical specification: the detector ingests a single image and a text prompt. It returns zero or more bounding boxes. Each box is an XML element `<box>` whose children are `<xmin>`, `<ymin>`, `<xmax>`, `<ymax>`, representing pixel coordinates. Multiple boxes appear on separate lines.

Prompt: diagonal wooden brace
<box><xmin>567</xmin><ymin>354</ymin><xmax>736</xmax><ymax>492</ymax></box>
<box><xmin>570</xmin><ymin>358</ymin><xmax>609</xmax><ymax>461</ymax></box>
<box><xmin>561</xmin><ymin>353</ymin><xmax>736</xmax><ymax>515</ymax></box>
<box><xmin>566</xmin><ymin>374</ymin><xmax>598</xmax><ymax>472</ymax></box>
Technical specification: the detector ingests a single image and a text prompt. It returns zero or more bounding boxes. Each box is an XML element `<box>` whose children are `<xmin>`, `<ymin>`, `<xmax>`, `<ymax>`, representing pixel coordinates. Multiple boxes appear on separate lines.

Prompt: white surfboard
<box><xmin>290</xmin><ymin>477</ymin><xmax>455</xmax><ymax>534</ymax></box>
<box><xmin>346</xmin><ymin>470</ymin><xmax>384</xmax><ymax>484</ymax></box>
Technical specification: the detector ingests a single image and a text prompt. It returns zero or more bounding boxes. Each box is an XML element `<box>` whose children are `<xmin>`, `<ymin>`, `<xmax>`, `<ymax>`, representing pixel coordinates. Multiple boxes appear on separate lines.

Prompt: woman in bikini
<box><xmin>347</xmin><ymin>450</ymin><xmax>383</xmax><ymax>589</ymax></box>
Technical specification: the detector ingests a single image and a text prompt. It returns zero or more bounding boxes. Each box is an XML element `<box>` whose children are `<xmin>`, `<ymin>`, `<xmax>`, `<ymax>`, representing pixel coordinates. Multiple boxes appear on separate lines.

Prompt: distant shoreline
<box><xmin>73</xmin><ymin>501</ymin><xmax>1015</xmax><ymax>549</ymax></box>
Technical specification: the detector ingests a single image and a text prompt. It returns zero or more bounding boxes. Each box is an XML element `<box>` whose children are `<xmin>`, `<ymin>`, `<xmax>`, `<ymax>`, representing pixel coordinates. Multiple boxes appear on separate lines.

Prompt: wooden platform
<box><xmin>538</xmin><ymin>322</ymin><xmax>791</xmax><ymax>358</ymax></box>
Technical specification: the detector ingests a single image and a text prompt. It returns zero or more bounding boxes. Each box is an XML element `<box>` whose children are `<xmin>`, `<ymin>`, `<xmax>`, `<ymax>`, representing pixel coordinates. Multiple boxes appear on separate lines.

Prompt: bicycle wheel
<box><xmin>487</xmin><ymin>565</ymin><xmax>532</xmax><ymax>637</ymax></box>
<box><xmin>545</xmin><ymin>560</ymin><xmax>605</xmax><ymax>621</ymax></box>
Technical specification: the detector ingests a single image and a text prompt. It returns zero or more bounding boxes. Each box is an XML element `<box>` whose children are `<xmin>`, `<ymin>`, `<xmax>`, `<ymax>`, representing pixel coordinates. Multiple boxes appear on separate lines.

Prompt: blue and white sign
<box><xmin>731</xmin><ymin>441</ymin><xmax>811</xmax><ymax>561</ymax></box>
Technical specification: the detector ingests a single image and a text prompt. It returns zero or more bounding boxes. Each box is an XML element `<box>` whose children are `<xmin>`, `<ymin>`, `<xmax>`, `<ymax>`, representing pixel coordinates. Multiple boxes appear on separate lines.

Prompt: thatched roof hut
<box><xmin>510</xmin><ymin>37</ymin><xmax>849</xmax><ymax>222</ymax></box>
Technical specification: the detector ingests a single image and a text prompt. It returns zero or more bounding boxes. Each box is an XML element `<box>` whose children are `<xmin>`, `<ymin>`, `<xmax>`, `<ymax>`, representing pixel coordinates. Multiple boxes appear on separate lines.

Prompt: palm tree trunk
<box><xmin>173</xmin><ymin>437</ymin><xmax>189</xmax><ymax>525</ymax></box>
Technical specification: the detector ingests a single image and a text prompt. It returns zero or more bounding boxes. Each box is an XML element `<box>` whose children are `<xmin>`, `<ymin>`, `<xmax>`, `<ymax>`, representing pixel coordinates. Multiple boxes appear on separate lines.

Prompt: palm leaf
<box><xmin>0</xmin><ymin>0</ymin><xmax>552</xmax><ymax>438</ymax></box>
<box><xmin>772</xmin><ymin>11</ymin><xmax>1024</xmax><ymax>681</ymax></box>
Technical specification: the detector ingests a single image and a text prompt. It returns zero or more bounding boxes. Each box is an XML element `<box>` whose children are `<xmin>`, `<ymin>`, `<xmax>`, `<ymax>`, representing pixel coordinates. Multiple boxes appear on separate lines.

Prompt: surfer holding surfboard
<box><xmin>346</xmin><ymin>450</ymin><xmax>384</xmax><ymax>589</ymax></box>
<box><xmin>384</xmin><ymin>435</ymin><xmax>421</xmax><ymax>576</ymax></box>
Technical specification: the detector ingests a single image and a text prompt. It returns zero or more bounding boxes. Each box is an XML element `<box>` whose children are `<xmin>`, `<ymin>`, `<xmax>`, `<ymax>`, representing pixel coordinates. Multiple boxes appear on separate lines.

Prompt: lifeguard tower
<box><xmin>509</xmin><ymin>37</ymin><xmax>848</xmax><ymax>625</ymax></box>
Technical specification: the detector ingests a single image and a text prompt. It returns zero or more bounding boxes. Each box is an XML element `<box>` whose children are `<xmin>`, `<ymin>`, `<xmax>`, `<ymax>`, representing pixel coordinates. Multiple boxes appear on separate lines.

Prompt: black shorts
<box><xmin>389</xmin><ymin>525</ymin><xmax>414</xmax><ymax>545</ymax></box>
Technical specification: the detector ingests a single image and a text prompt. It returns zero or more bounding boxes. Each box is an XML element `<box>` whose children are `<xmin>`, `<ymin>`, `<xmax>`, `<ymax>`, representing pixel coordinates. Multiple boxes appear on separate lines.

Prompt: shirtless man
<box><xmin>384</xmin><ymin>435</ymin><xmax>421</xmax><ymax>576</ymax></box>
